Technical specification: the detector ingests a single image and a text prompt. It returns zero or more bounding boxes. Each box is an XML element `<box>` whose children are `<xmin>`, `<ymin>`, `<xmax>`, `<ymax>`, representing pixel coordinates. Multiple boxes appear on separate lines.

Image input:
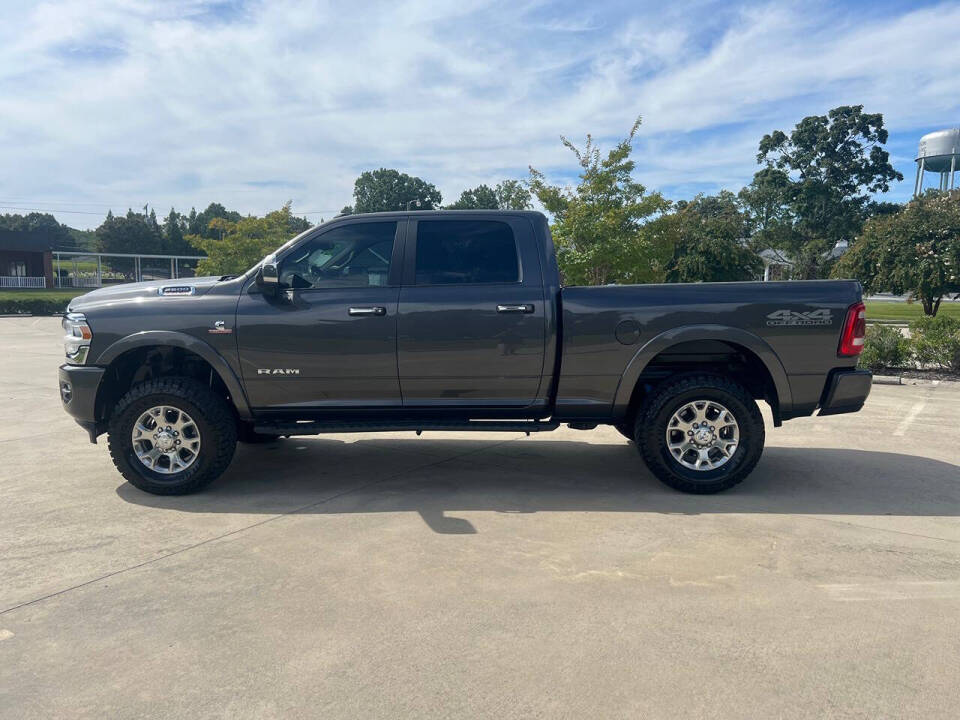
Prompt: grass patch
<box><xmin>865</xmin><ymin>300</ymin><xmax>960</xmax><ymax>322</ymax></box>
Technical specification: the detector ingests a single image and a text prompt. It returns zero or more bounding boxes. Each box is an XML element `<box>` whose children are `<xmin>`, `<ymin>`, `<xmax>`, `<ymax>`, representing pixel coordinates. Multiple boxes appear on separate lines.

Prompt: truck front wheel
<box><xmin>634</xmin><ymin>374</ymin><xmax>764</xmax><ymax>494</ymax></box>
<box><xmin>107</xmin><ymin>377</ymin><xmax>238</xmax><ymax>495</ymax></box>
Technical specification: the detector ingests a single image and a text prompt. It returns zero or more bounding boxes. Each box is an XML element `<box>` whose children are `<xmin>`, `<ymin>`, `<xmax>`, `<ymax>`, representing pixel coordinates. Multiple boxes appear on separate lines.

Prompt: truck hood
<box><xmin>67</xmin><ymin>276</ymin><xmax>225</xmax><ymax>311</ymax></box>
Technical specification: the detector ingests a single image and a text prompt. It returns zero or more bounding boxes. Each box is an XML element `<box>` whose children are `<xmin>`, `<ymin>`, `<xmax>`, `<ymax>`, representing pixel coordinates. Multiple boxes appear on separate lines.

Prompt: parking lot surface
<box><xmin>1</xmin><ymin>316</ymin><xmax>959</xmax><ymax>719</ymax></box>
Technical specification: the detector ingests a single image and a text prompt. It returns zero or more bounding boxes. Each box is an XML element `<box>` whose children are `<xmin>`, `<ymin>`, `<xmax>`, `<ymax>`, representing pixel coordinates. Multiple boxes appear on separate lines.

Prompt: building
<box><xmin>0</xmin><ymin>229</ymin><xmax>54</xmax><ymax>288</ymax></box>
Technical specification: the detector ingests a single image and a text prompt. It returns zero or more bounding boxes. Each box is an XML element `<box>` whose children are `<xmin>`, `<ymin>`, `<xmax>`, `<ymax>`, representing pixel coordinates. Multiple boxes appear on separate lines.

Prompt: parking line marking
<box><xmin>819</xmin><ymin>581</ymin><xmax>960</xmax><ymax>602</ymax></box>
<box><xmin>893</xmin><ymin>401</ymin><xmax>926</xmax><ymax>436</ymax></box>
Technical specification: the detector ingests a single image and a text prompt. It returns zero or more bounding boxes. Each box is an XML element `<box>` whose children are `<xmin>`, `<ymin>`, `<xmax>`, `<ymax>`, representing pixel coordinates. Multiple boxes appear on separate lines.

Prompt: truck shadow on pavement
<box><xmin>116</xmin><ymin>438</ymin><xmax>960</xmax><ymax>534</ymax></box>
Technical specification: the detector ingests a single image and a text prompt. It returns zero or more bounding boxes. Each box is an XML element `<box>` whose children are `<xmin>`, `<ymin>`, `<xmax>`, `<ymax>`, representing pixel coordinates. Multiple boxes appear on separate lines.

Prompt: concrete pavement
<box><xmin>1</xmin><ymin>317</ymin><xmax>958</xmax><ymax>718</ymax></box>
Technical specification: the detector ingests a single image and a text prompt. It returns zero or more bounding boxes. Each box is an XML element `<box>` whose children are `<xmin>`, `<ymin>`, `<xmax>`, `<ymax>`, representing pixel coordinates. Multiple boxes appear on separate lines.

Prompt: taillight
<box><xmin>838</xmin><ymin>302</ymin><xmax>866</xmax><ymax>356</ymax></box>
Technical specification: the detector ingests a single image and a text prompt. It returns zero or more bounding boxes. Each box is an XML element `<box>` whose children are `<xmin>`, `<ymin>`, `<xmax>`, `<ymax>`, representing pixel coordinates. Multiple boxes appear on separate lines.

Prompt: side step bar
<box><xmin>253</xmin><ymin>420</ymin><xmax>561</xmax><ymax>437</ymax></box>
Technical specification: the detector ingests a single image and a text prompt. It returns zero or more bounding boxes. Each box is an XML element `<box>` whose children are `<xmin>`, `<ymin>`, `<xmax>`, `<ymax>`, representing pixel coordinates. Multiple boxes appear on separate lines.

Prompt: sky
<box><xmin>1</xmin><ymin>0</ymin><xmax>958</xmax><ymax>230</ymax></box>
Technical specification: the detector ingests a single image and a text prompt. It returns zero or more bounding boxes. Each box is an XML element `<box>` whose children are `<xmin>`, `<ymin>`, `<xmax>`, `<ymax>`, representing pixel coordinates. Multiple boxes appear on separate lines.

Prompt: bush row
<box><xmin>860</xmin><ymin>315</ymin><xmax>960</xmax><ymax>373</ymax></box>
<box><xmin>0</xmin><ymin>297</ymin><xmax>71</xmax><ymax>315</ymax></box>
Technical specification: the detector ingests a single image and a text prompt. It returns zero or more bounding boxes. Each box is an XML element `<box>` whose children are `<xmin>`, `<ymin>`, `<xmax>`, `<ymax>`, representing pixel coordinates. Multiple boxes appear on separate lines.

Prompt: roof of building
<box><xmin>0</xmin><ymin>229</ymin><xmax>55</xmax><ymax>253</ymax></box>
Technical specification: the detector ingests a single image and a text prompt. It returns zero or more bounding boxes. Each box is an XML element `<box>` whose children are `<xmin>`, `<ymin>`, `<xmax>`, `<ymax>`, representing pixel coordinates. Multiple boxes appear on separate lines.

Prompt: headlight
<box><xmin>62</xmin><ymin>312</ymin><xmax>93</xmax><ymax>364</ymax></box>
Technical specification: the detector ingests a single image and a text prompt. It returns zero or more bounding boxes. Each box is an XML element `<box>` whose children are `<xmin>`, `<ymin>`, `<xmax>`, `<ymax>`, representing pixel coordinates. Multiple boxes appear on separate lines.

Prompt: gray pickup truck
<box><xmin>59</xmin><ymin>210</ymin><xmax>871</xmax><ymax>496</ymax></box>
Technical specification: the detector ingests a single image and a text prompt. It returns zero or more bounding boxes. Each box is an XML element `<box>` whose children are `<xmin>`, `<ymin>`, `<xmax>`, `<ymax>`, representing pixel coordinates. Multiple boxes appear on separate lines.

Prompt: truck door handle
<box><xmin>497</xmin><ymin>304</ymin><xmax>534</xmax><ymax>314</ymax></box>
<box><xmin>348</xmin><ymin>306</ymin><xmax>386</xmax><ymax>316</ymax></box>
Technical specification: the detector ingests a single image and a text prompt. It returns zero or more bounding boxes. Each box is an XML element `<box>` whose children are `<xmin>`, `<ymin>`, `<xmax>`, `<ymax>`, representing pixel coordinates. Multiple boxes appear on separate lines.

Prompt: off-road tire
<box><xmin>634</xmin><ymin>374</ymin><xmax>764</xmax><ymax>494</ymax></box>
<box><xmin>107</xmin><ymin>377</ymin><xmax>237</xmax><ymax>495</ymax></box>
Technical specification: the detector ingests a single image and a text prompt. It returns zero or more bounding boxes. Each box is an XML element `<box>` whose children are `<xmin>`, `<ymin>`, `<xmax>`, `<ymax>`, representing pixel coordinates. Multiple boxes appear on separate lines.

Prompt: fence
<box><xmin>54</xmin><ymin>251</ymin><xmax>206</xmax><ymax>289</ymax></box>
<box><xmin>0</xmin><ymin>276</ymin><xmax>46</xmax><ymax>288</ymax></box>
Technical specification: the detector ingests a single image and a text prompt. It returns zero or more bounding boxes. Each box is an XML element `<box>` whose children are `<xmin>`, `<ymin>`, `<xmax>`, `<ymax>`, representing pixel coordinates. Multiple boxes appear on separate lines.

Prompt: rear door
<box><xmin>397</xmin><ymin>216</ymin><xmax>546</xmax><ymax>407</ymax></box>
<box><xmin>236</xmin><ymin>219</ymin><xmax>402</xmax><ymax>409</ymax></box>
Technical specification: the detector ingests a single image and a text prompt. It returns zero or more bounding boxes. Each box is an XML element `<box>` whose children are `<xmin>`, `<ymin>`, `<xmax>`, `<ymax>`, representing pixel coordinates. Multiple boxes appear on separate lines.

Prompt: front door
<box><xmin>397</xmin><ymin>217</ymin><xmax>546</xmax><ymax>407</ymax></box>
<box><xmin>236</xmin><ymin>220</ymin><xmax>402</xmax><ymax>410</ymax></box>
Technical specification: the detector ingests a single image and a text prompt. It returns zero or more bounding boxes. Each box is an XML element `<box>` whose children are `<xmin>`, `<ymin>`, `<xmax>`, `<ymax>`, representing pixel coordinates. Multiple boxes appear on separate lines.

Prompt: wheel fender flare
<box><xmin>612</xmin><ymin>324</ymin><xmax>792</xmax><ymax>416</ymax></box>
<box><xmin>95</xmin><ymin>331</ymin><xmax>252</xmax><ymax>419</ymax></box>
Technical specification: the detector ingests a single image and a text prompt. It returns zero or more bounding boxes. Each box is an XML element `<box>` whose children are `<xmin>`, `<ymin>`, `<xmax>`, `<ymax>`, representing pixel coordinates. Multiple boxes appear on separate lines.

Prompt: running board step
<box><xmin>254</xmin><ymin>420</ymin><xmax>560</xmax><ymax>436</ymax></box>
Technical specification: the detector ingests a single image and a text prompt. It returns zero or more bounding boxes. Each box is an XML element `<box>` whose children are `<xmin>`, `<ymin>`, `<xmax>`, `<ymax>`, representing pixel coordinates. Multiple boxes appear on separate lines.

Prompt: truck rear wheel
<box><xmin>634</xmin><ymin>374</ymin><xmax>764</xmax><ymax>494</ymax></box>
<box><xmin>107</xmin><ymin>377</ymin><xmax>237</xmax><ymax>495</ymax></box>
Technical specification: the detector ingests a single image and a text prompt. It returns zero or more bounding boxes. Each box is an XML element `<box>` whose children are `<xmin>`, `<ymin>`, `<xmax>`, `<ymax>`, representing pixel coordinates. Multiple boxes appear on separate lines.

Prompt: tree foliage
<box><xmin>649</xmin><ymin>192</ymin><xmax>763</xmax><ymax>283</ymax></box>
<box><xmin>188</xmin><ymin>203</ymin><xmax>304</xmax><ymax>276</ymax></box>
<box><xmin>494</xmin><ymin>179</ymin><xmax>533</xmax><ymax>210</ymax></box>
<box><xmin>834</xmin><ymin>191</ymin><xmax>960</xmax><ymax>316</ymax></box>
<box><xmin>96</xmin><ymin>209</ymin><xmax>163</xmax><ymax>255</ymax></box>
<box><xmin>188</xmin><ymin>203</ymin><xmax>242</xmax><ymax>239</ymax></box>
<box><xmin>447</xmin><ymin>180</ymin><xmax>532</xmax><ymax>210</ymax></box>
<box><xmin>528</xmin><ymin>118</ymin><xmax>669</xmax><ymax>285</ymax></box>
<box><xmin>0</xmin><ymin>211</ymin><xmax>76</xmax><ymax>248</ymax></box>
<box><xmin>448</xmin><ymin>184</ymin><xmax>498</xmax><ymax>209</ymax></box>
<box><xmin>345</xmin><ymin>168</ymin><xmax>442</xmax><ymax>214</ymax></box>
<box><xmin>162</xmin><ymin>208</ymin><xmax>192</xmax><ymax>255</ymax></box>
<box><xmin>740</xmin><ymin>105</ymin><xmax>902</xmax><ymax>279</ymax></box>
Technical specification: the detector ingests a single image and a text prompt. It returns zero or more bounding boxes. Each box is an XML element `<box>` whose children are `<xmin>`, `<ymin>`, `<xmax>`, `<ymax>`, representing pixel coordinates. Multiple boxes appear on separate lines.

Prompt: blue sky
<box><xmin>0</xmin><ymin>0</ymin><xmax>958</xmax><ymax>229</ymax></box>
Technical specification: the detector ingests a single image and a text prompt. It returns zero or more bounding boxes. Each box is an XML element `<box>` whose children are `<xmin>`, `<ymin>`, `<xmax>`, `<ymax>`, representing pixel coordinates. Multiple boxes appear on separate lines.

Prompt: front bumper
<box><xmin>58</xmin><ymin>364</ymin><xmax>105</xmax><ymax>442</ymax></box>
<box><xmin>818</xmin><ymin>368</ymin><xmax>872</xmax><ymax>416</ymax></box>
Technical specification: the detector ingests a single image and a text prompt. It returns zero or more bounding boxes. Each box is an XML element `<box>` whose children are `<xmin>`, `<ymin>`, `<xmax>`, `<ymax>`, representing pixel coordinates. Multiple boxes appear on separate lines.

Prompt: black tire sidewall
<box><xmin>109</xmin><ymin>380</ymin><xmax>235</xmax><ymax>493</ymax></box>
<box><xmin>638</xmin><ymin>378</ymin><xmax>764</xmax><ymax>492</ymax></box>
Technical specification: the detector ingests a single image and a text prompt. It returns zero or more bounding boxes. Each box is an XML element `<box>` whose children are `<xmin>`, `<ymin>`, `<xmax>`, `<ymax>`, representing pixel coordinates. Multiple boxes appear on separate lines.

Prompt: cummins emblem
<box><xmin>766</xmin><ymin>309</ymin><xmax>833</xmax><ymax>327</ymax></box>
<box><xmin>258</xmin><ymin>368</ymin><xmax>300</xmax><ymax>375</ymax></box>
<box><xmin>208</xmin><ymin>320</ymin><xmax>232</xmax><ymax>334</ymax></box>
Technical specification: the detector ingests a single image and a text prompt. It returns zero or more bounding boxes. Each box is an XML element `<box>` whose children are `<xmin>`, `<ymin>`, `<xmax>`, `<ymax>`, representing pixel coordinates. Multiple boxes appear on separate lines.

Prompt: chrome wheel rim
<box><xmin>665</xmin><ymin>400</ymin><xmax>739</xmax><ymax>471</ymax></box>
<box><xmin>131</xmin><ymin>405</ymin><xmax>201</xmax><ymax>475</ymax></box>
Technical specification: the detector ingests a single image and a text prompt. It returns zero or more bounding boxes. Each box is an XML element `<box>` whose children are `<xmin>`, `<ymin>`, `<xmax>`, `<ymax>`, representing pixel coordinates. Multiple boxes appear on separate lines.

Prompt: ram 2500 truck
<box><xmin>58</xmin><ymin>210</ymin><xmax>871</xmax><ymax>495</ymax></box>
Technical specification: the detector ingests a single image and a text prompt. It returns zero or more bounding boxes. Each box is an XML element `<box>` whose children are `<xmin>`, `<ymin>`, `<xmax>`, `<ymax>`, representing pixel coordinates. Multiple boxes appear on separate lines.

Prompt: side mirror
<box><xmin>256</xmin><ymin>259</ymin><xmax>280</xmax><ymax>296</ymax></box>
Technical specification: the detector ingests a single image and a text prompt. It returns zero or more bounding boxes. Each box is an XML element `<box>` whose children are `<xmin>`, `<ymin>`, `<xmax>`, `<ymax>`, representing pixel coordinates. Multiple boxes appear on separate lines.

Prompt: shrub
<box><xmin>859</xmin><ymin>323</ymin><xmax>911</xmax><ymax>370</ymax></box>
<box><xmin>0</xmin><ymin>297</ymin><xmax>71</xmax><ymax>315</ymax></box>
<box><xmin>910</xmin><ymin>315</ymin><xmax>960</xmax><ymax>372</ymax></box>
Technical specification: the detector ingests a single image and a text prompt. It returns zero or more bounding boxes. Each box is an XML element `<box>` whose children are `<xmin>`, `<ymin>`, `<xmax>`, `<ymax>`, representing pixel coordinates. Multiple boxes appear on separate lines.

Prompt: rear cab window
<box><xmin>414</xmin><ymin>220</ymin><xmax>519</xmax><ymax>285</ymax></box>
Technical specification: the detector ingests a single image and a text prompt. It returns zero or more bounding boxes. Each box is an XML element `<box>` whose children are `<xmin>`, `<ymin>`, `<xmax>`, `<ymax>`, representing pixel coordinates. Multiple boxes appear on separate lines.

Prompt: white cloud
<box><xmin>0</xmin><ymin>0</ymin><xmax>958</xmax><ymax>228</ymax></box>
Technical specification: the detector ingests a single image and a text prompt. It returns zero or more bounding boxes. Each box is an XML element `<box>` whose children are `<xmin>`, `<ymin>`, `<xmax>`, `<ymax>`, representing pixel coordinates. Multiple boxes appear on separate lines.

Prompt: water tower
<box><xmin>914</xmin><ymin>128</ymin><xmax>959</xmax><ymax>196</ymax></box>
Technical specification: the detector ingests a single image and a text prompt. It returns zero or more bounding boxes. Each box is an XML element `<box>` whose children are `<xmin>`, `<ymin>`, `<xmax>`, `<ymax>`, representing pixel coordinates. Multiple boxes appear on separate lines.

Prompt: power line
<box><xmin>0</xmin><ymin>205</ymin><xmax>105</xmax><ymax>215</ymax></box>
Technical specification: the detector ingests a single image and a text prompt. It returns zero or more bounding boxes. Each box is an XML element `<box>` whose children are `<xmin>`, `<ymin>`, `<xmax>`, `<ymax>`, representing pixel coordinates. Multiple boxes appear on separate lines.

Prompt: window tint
<box><xmin>279</xmin><ymin>222</ymin><xmax>396</xmax><ymax>289</ymax></box>
<box><xmin>415</xmin><ymin>221</ymin><xmax>519</xmax><ymax>285</ymax></box>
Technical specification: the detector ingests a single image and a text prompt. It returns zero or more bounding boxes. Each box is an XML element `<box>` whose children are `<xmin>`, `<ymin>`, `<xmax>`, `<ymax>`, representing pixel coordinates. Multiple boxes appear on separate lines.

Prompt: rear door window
<box><xmin>414</xmin><ymin>221</ymin><xmax>519</xmax><ymax>285</ymax></box>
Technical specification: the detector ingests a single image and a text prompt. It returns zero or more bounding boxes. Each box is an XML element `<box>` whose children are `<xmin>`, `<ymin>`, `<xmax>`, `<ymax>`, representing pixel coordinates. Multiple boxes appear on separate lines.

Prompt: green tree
<box><xmin>741</xmin><ymin>105</ymin><xmax>902</xmax><ymax>279</ymax></box>
<box><xmin>188</xmin><ymin>202</ymin><xmax>300</xmax><ymax>276</ymax></box>
<box><xmin>161</xmin><ymin>208</ymin><xmax>189</xmax><ymax>255</ymax></box>
<box><xmin>528</xmin><ymin>118</ymin><xmax>670</xmax><ymax>285</ymax></box>
<box><xmin>448</xmin><ymin>180</ymin><xmax>533</xmax><ymax>210</ymax></box>
<box><xmin>349</xmin><ymin>169</ymin><xmax>442</xmax><ymax>213</ymax></box>
<box><xmin>287</xmin><ymin>214</ymin><xmax>313</xmax><ymax>234</ymax></box>
<box><xmin>191</xmin><ymin>203</ymin><xmax>242</xmax><ymax>239</ymax></box>
<box><xmin>494</xmin><ymin>179</ymin><xmax>533</xmax><ymax>210</ymax></box>
<box><xmin>834</xmin><ymin>191</ymin><xmax>960</xmax><ymax>316</ymax></box>
<box><xmin>0</xmin><ymin>211</ymin><xmax>75</xmax><ymax>248</ymax></box>
<box><xmin>448</xmin><ymin>184</ymin><xmax>499</xmax><ymax>209</ymax></box>
<box><xmin>95</xmin><ymin>209</ymin><xmax>163</xmax><ymax>254</ymax></box>
<box><xmin>652</xmin><ymin>192</ymin><xmax>763</xmax><ymax>283</ymax></box>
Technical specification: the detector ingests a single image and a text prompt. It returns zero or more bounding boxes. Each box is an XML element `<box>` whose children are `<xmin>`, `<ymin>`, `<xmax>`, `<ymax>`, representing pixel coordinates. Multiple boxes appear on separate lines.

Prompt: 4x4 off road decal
<box><xmin>766</xmin><ymin>309</ymin><xmax>833</xmax><ymax>327</ymax></box>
